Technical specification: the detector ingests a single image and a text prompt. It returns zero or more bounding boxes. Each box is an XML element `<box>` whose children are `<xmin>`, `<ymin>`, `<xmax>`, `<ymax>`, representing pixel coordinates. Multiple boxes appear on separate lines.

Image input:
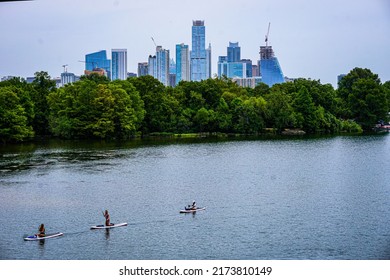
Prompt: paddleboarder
<box><xmin>103</xmin><ymin>210</ymin><xmax>112</xmax><ymax>226</ymax></box>
<box><xmin>37</xmin><ymin>223</ymin><xmax>45</xmax><ymax>237</ymax></box>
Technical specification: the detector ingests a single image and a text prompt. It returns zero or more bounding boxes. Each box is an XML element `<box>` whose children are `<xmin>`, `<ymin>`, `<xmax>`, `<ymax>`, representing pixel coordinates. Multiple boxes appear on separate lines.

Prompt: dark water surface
<box><xmin>0</xmin><ymin>135</ymin><xmax>389</xmax><ymax>260</ymax></box>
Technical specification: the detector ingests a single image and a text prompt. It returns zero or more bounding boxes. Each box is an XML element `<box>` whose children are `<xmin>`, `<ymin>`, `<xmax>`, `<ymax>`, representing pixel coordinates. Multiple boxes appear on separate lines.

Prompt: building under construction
<box><xmin>259</xmin><ymin>23</ymin><xmax>285</xmax><ymax>87</ymax></box>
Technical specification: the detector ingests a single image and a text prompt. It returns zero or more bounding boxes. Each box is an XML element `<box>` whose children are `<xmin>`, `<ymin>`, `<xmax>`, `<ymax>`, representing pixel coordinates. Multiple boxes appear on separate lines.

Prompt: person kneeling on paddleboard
<box><xmin>103</xmin><ymin>210</ymin><xmax>113</xmax><ymax>226</ymax></box>
<box><xmin>191</xmin><ymin>200</ymin><xmax>196</xmax><ymax>210</ymax></box>
<box><xmin>37</xmin><ymin>223</ymin><xmax>45</xmax><ymax>237</ymax></box>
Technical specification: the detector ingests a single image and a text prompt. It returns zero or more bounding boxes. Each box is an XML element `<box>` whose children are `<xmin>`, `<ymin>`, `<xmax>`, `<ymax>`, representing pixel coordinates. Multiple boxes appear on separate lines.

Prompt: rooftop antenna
<box><xmin>265</xmin><ymin>22</ymin><xmax>271</xmax><ymax>47</ymax></box>
<box><xmin>62</xmin><ymin>64</ymin><xmax>68</xmax><ymax>73</ymax></box>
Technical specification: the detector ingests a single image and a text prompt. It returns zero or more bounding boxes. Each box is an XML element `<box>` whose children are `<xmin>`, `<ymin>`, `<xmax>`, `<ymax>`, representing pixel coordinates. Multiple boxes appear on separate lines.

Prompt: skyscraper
<box><xmin>111</xmin><ymin>49</ymin><xmax>127</xmax><ymax>80</ymax></box>
<box><xmin>156</xmin><ymin>46</ymin><xmax>170</xmax><ymax>86</ymax></box>
<box><xmin>218</xmin><ymin>42</ymin><xmax>252</xmax><ymax>79</ymax></box>
<box><xmin>85</xmin><ymin>50</ymin><xmax>111</xmax><ymax>78</ymax></box>
<box><xmin>148</xmin><ymin>55</ymin><xmax>157</xmax><ymax>77</ymax></box>
<box><xmin>176</xmin><ymin>43</ymin><xmax>190</xmax><ymax>84</ymax></box>
<box><xmin>190</xmin><ymin>20</ymin><xmax>211</xmax><ymax>81</ymax></box>
<box><xmin>206</xmin><ymin>43</ymin><xmax>212</xmax><ymax>79</ymax></box>
<box><xmin>259</xmin><ymin>45</ymin><xmax>285</xmax><ymax>87</ymax></box>
<box><xmin>138</xmin><ymin>62</ymin><xmax>148</xmax><ymax>77</ymax></box>
<box><xmin>227</xmin><ymin>42</ymin><xmax>241</xmax><ymax>62</ymax></box>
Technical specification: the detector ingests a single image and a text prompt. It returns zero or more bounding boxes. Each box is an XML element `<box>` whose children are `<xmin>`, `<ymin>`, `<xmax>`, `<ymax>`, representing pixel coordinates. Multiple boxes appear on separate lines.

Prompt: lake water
<box><xmin>0</xmin><ymin>135</ymin><xmax>389</xmax><ymax>260</ymax></box>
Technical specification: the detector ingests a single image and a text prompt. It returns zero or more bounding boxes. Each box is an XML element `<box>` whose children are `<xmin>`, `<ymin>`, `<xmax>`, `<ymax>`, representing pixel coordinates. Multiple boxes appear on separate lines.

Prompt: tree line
<box><xmin>1</xmin><ymin>68</ymin><xmax>389</xmax><ymax>143</ymax></box>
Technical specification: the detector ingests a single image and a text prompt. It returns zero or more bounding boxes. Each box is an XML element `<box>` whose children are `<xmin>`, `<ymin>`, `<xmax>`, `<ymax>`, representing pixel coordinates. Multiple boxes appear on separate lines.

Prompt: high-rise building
<box><xmin>259</xmin><ymin>45</ymin><xmax>284</xmax><ymax>87</ymax></box>
<box><xmin>85</xmin><ymin>50</ymin><xmax>111</xmax><ymax>78</ymax></box>
<box><xmin>147</xmin><ymin>46</ymin><xmax>170</xmax><ymax>86</ymax></box>
<box><xmin>156</xmin><ymin>46</ymin><xmax>170</xmax><ymax>86</ymax></box>
<box><xmin>227</xmin><ymin>42</ymin><xmax>241</xmax><ymax>62</ymax></box>
<box><xmin>218</xmin><ymin>42</ymin><xmax>252</xmax><ymax>79</ymax></box>
<box><xmin>176</xmin><ymin>43</ymin><xmax>190</xmax><ymax>84</ymax></box>
<box><xmin>148</xmin><ymin>55</ymin><xmax>157</xmax><ymax>77</ymax></box>
<box><xmin>190</xmin><ymin>20</ymin><xmax>211</xmax><ymax>81</ymax></box>
<box><xmin>138</xmin><ymin>62</ymin><xmax>149</xmax><ymax>77</ymax></box>
<box><xmin>61</xmin><ymin>72</ymin><xmax>78</xmax><ymax>86</ymax></box>
<box><xmin>206</xmin><ymin>43</ymin><xmax>212</xmax><ymax>79</ymax></box>
<box><xmin>252</xmin><ymin>65</ymin><xmax>259</xmax><ymax>77</ymax></box>
<box><xmin>111</xmin><ymin>49</ymin><xmax>127</xmax><ymax>80</ymax></box>
<box><xmin>218</xmin><ymin>56</ymin><xmax>228</xmax><ymax>78</ymax></box>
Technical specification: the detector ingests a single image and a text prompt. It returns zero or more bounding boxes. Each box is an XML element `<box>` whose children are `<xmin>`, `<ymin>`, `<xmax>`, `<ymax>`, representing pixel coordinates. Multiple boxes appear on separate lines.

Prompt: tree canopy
<box><xmin>1</xmin><ymin>67</ymin><xmax>388</xmax><ymax>143</ymax></box>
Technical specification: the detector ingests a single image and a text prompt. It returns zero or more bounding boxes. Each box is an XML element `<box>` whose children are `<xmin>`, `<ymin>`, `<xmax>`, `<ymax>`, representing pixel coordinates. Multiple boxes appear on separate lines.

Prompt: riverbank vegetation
<box><xmin>1</xmin><ymin>68</ymin><xmax>389</xmax><ymax>143</ymax></box>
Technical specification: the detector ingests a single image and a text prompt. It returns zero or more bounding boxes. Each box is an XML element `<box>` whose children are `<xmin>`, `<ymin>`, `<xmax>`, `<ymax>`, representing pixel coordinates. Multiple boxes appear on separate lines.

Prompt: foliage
<box><xmin>1</xmin><ymin>67</ymin><xmax>388</xmax><ymax>142</ymax></box>
<box><xmin>31</xmin><ymin>71</ymin><xmax>56</xmax><ymax>135</ymax></box>
<box><xmin>0</xmin><ymin>86</ymin><xmax>34</xmax><ymax>143</ymax></box>
<box><xmin>47</xmin><ymin>79</ymin><xmax>144</xmax><ymax>139</ymax></box>
<box><xmin>337</xmin><ymin>68</ymin><xmax>389</xmax><ymax>129</ymax></box>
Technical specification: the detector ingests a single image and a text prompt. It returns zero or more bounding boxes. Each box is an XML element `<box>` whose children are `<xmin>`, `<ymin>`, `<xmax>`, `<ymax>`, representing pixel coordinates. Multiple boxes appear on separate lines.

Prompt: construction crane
<box><xmin>265</xmin><ymin>22</ymin><xmax>271</xmax><ymax>47</ymax></box>
<box><xmin>62</xmin><ymin>64</ymin><xmax>68</xmax><ymax>73</ymax></box>
<box><xmin>151</xmin><ymin>37</ymin><xmax>157</xmax><ymax>48</ymax></box>
<box><xmin>78</xmin><ymin>60</ymin><xmax>98</xmax><ymax>69</ymax></box>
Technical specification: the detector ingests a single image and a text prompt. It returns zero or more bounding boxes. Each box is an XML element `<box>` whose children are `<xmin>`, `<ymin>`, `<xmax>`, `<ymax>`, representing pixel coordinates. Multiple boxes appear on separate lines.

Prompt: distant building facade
<box><xmin>147</xmin><ymin>46</ymin><xmax>170</xmax><ymax>86</ymax></box>
<box><xmin>190</xmin><ymin>20</ymin><xmax>211</xmax><ymax>81</ymax></box>
<box><xmin>218</xmin><ymin>42</ymin><xmax>252</xmax><ymax>79</ymax></box>
<box><xmin>233</xmin><ymin>77</ymin><xmax>262</xmax><ymax>88</ymax></box>
<box><xmin>176</xmin><ymin>43</ymin><xmax>190</xmax><ymax>84</ymax></box>
<box><xmin>156</xmin><ymin>46</ymin><xmax>170</xmax><ymax>86</ymax></box>
<box><xmin>111</xmin><ymin>49</ymin><xmax>127</xmax><ymax>80</ymax></box>
<box><xmin>259</xmin><ymin>45</ymin><xmax>285</xmax><ymax>87</ymax></box>
<box><xmin>85</xmin><ymin>50</ymin><xmax>111</xmax><ymax>79</ymax></box>
<box><xmin>138</xmin><ymin>62</ymin><xmax>148</xmax><ymax>77</ymax></box>
<box><xmin>61</xmin><ymin>72</ymin><xmax>78</xmax><ymax>86</ymax></box>
<box><xmin>227</xmin><ymin>42</ymin><xmax>241</xmax><ymax>62</ymax></box>
<box><xmin>148</xmin><ymin>55</ymin><xmax>157</xmax><ymax>77</ymax></box>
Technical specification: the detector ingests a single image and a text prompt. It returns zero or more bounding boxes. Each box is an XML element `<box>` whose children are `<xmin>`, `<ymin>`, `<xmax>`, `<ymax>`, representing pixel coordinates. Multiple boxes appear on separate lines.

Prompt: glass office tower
<box><xmin>85</xmin><ymin>50</ymin><xmax>111</xmax><ymax>78</ymax></box>
<box><xmin>176</xmin><ymin>43</ymin><xmax>190</xmax><ymax>84</ymax></box>
<box><xmin>259</xmin><ymin>45</ymin><xmax>285</xmax><ymax>86</ymax></box>
<box><xmin>138</xmin><ymin>62</ymin><xmax>148</xmax><ymax>77</ymax></box>
<box><xmin>148</xmin><ymin>55</ymin><xmax>157</xmax><ymax>77</ymax></box>
<box><xmin>191</xmin><ymin>20</ymin><xmax>210</xmax><ymax>81</ymax></box>
<box><xmin>218</xmin><ymin>42</ymin><xmax>252</xmax><ymax>79</ymax></box>
<box><xmin>156</xmin><ymin>46</ymin><xmax>170</xmax><ymax>86</ymax></box>
<box><xmin>227</xmin><ymin>42</ymin><xmax>241</xmax><ymax>62</ymax></box>
<box><xmin>111</xmin><ymin>49</ymin><xmax>127</xmax><ymax>80</ymax></box>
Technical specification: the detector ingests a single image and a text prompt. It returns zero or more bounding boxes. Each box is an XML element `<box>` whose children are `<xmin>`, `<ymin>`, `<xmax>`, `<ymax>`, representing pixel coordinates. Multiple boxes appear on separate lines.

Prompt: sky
<box><xmin>1</xmin><ymin>0</ymin><xmax>389</xmax><ymax>87</ymax></box>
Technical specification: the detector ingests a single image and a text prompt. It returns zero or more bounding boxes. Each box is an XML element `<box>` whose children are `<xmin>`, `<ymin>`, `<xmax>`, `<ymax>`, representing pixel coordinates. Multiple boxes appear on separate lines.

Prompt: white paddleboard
<box><xmin>90</xmin><ymin>222</ymin><xmax>127</xmax><ymax>229</ymax></box>
<box><xmin>24</xmin><ymin>232</ymin><xmax>63</xmax><ymax>241</ymax></box>
<box><xmin>180</xmin><ymin>207</ymin><xmax>206</xmax><ymax>213</ymax></box>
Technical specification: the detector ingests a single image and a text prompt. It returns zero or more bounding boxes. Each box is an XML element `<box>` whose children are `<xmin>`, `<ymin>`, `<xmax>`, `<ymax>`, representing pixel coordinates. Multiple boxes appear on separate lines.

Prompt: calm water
<box><xmin>0</xmin><ymin>135</ymin><xmax>389</xmax><ymax>260</ymax></box>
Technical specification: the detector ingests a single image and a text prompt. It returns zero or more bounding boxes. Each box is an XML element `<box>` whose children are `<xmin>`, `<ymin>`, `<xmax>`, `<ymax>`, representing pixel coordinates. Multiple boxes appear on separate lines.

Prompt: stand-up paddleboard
<box><xmin>180</xmin><ymin>207</ymin><xmax>206</xmax><ymax>213</ymax></box>
<box><xmin>90</xmin><ymin>222</ymin><xmax>127</xmax><ymax>229</ymax></box>
<box><xmin>24</xmin><ymin>232</ymin><xmax>63</xmax><ymax>241</ymax></box>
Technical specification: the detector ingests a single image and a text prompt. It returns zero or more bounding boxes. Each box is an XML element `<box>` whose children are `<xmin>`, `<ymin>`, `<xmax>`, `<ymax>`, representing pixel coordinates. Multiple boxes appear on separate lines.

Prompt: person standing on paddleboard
<box><xmin>37</xmin><ymin>224</ymin><xmax>45</xmax><ymax>237</ymax></box>
<box><xmin>103</xmin><ymin>210</ymin><xmax>111</xmax><ymax>226</ymax></box>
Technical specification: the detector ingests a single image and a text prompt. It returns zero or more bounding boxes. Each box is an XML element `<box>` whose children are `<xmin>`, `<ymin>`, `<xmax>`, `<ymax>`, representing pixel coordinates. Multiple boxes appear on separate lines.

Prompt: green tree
<box><xmin>0</xmin><ymin>87</ymin><xmax>34</xmax><ymax>143</ymax></box>
<box><xmin>48</xmin><ymin>79</ymin><xmax>144</xmax><ymax>139</ymax></box>
<box><xmin>129</xmin><ymin>76</ymin><xmax>172</xmax><ymax>133</ymax></box>
<box><xmin>0</xmin><ymin>77</ymin><xmax>35</xmax><ymax>127</ymax></box>
<box><xmin>264</xmin><ymin>88</ymin><xmax>295</xmax><ymax>131</ymax></box>
<box><xmin>292</xmin><ymin>86</ymin><xmax>317</xmax><ymax>132</ymax></box>
<box><xmin>31</xmin><ymin>71</ymin><xmax>56</xmax><ymax>135</ymax></box>
<box><xmin>338</xmin><ymin>68</ymin><xmax>388</xmax><ymax>129</ymax></box>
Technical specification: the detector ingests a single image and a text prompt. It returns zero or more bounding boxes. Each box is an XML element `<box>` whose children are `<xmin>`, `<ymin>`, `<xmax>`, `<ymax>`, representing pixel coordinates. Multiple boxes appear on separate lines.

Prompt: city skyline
<box><xmin>1</xmin><ymin>0</ymin><xmax>389</xmax><ymax>87</ymax></box>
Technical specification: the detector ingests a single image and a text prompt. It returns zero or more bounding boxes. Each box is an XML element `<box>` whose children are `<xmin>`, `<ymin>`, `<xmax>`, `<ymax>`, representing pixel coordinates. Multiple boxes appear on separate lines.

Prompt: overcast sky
<box><xmin>1</xmin><ymin>0</ymin><xmax>389</xmax><ymax>87</ymax></box>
